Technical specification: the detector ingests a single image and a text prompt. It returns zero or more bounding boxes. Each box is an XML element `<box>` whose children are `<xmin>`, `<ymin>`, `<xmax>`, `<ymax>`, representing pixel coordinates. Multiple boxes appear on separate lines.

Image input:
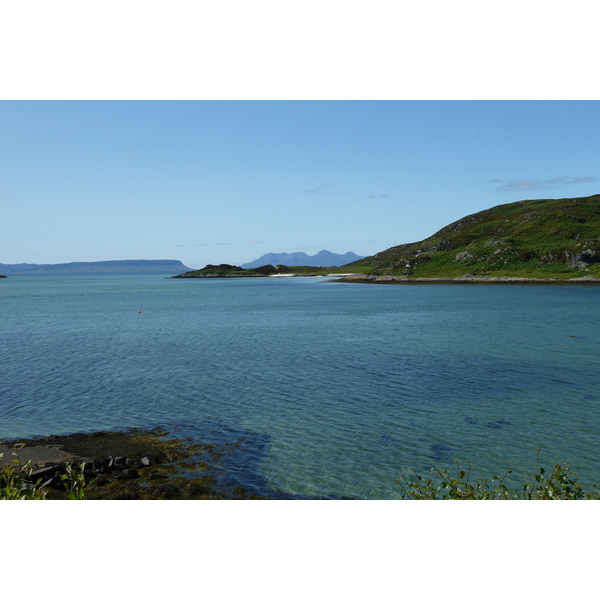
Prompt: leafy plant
<box><xmin>397</xmin><ymin>450</ymin><xmax>598</xmax><ymax>500</ymax></box>
<box><xmin>1</xmin><ymin>445</ymin><xmax>94</xmax><ymax>500</ymax></box>
<box><xmin>59</xmin><ymin>461</ymin><xmax>93</xmax><ymax>500</ymax></box>
<box><xmin>0</xmin><ymin>446</ymin><xmax>47</xmax><ymax>500</ymax></box>
<box><xmin>397</xmin><ymin>462</ymin><xmax>514</xmax><ymax>500</ymax></box>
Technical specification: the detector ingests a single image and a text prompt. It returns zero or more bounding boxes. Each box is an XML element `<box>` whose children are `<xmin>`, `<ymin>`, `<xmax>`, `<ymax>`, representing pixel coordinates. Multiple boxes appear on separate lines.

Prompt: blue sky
<box><xmin>2</xmin><ymin>101</ymin><xmax>598</xmax><ymax>268</ymax></box>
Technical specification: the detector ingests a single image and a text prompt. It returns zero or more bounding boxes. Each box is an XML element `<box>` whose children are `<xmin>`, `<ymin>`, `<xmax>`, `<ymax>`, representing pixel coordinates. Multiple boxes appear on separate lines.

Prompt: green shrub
<box><xmin>0</xmin><ymin>446</ymin><xmax>93</xmax><ymax>500</ymax></box>
<box><xmin>397</xmin><ymin>450</ymin><xmax>597</xmax><ymax>500</ymax></box>
<box><xmin>0</xmin><ymin>456</ymin><xmax>47</xmax><ymax>500</ymax></box>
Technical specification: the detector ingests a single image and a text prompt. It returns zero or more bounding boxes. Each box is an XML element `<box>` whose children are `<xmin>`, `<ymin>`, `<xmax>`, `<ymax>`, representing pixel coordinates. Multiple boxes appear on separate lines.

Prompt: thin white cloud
<box><xmin>244</xmin><ymin>240</ymin><xmax>263</xmax><ymax>244</ymax></box>
<box><xmin>495</xmin><ymin>179</ymin><xmax>544</xmax><ymax>192</ymax></box>
<box><xmin>545</xmin><ymin>177</ymin><xmax>569</xmax><ymax>185</ymax></box>
<box><xmin>303</xmin><ymin>185</ymin><xmax>329</xmax><ymax>194</ymax></box>
<box><xmin>494</xmin><ymin>176</ymin><xmax>597</xmax><ymax>192</ymax></box>
<box><xmin>366</xmin><ymin>193</ymin><xmax>391</xmax><ymax>200</ymax></box>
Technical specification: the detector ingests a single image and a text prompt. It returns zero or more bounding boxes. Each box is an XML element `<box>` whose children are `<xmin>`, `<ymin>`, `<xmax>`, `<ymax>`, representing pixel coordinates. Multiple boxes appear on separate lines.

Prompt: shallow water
<box><xmin>1</xmin><ymin>274</ymin><xmax>599</xmax><ymax>498</ymax></box>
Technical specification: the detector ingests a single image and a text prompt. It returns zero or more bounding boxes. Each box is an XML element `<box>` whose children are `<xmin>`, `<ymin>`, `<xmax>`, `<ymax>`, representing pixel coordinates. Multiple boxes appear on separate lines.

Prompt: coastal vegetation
<box><xmin>3</xmin><ymin>431</ymin><xmax>599</xmax><ymax>499</ymax></box>
<box><xmin>172</xmin><ymin>263</ymin><xmax>266</xmax><ymax>277</ymax></box>
<box><xmin>397</xmin><ymin>450</ymin><xmax>598</xmax><ymax>499</ymax></box>
<box><xmin>348</xmin><ymin>194</ymin><xmax>600</xmax><ymax>280</ymax></box>
<box><xmin>0</xmin><ymin>446</ymin><xmax>92</xmax><ymax>500</ymax></box>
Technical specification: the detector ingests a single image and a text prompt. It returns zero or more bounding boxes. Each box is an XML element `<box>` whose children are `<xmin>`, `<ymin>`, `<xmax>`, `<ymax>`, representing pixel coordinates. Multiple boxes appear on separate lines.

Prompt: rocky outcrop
<box><xmin>565</xmin><ymin>249</ymin><xmax>600</xmax><ymax>269</ymax></box>
<box><xmin>1</xmin><ymin>428</ymin><xmax>274</xmax><ymax>500</ymax></box>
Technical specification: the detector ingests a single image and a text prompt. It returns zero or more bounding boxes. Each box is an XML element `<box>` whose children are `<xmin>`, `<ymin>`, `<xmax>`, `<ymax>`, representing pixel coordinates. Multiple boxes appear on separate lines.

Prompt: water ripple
<box><xmin>2</xmin><ymin>276</ymin><xmax>600</xmax><ymax>497</ymax></box>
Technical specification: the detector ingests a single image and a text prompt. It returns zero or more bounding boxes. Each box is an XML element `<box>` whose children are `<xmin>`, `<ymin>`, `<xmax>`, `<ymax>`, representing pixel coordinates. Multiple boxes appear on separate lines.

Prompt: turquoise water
<box><xmin>1</xmin><ymin>274</ymin><xmax>600</xmax><ymax>498</ymax></box>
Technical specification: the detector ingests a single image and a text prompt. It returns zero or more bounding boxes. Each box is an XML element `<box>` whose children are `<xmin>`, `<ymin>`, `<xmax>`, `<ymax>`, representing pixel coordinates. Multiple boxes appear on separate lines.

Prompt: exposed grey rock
<box><xmin>540</xmin><ymin>252</ymin><xmax>558</xmax><ymax>264</ymax></box>
<box><xmin>455</xmin><ymin>251</ymin><xmax>474</xmax><ymax>262</ymax></box>
<box><xmin>568</xmin><ymin>275</ymin><xmax>598</xmax><ymax>281</ymax></box>
<box><xmin>566</xmin><ymin>249</ymin><xmax>600</xmax><ymax>268</ymax></box>
<box><xmin>411</xmin><ymin>239</ymin><xmax>453</xmax><ymax>256</ymax></box>
<box><xmin>108</xmin><ymin>456</ymin><xmax>128</xmax><ymax>470</ymax></box>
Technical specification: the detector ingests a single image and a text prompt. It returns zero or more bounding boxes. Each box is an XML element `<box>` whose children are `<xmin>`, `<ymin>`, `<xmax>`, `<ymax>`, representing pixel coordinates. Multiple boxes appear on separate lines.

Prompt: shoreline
<box><xmin>1</xmin><ymin>428</ymin><xmax>278</xmax><ymax>500</ymax></box>
<box><xmin>334</xmin><ymin>274</ymin><xmax>600</xmax><ymax>285</ymax></box>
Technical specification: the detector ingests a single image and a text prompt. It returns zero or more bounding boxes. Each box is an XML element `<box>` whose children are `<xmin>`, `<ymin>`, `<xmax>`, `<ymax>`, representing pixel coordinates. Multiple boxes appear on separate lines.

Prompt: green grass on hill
<box><xmin>349</xmin><ymin>194</ymin><xmax>600</xmax><ymax>278</ymax></box>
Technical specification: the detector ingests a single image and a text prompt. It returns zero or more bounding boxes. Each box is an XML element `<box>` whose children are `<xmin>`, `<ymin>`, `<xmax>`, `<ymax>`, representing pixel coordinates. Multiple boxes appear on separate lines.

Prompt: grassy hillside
<box><xmin>348</xmin><ymin>194</ymin><xmax>600</xmax><ymax>279</ymax></box>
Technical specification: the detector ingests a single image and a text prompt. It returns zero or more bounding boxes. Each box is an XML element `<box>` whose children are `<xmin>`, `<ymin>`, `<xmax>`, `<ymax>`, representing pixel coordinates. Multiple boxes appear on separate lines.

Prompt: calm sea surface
<box><xmin>1</xmin><ymin>274</ymin><xmax>599</xmax><ymax>498</ymax></box>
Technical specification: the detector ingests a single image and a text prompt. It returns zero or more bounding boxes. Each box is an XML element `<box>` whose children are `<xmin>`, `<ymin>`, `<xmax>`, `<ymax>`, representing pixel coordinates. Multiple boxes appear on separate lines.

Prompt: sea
<box><xmin>1</xmin><ymin>274</ymin><xmax>599</xmax><ymax>499</ymax></box>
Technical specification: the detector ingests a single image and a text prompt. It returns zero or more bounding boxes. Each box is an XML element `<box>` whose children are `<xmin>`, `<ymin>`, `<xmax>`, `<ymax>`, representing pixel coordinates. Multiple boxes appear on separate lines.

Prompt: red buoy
<box><xmin>137</xmin><ymin>310</ymin><xmax>142</xmax><ymax>313</ymax></box>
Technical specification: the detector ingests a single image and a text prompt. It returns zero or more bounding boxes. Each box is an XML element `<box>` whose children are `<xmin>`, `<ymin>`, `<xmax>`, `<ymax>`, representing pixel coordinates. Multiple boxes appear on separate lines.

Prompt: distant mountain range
<box><xmin>241</xmin><ymin>250</ymin><xmax>365</xmax><ymax>269</ymax></box>
<box><xmin>0</xmin><ymin>260</ymin><xmax>192</xmax><ymax>275</ymax></box>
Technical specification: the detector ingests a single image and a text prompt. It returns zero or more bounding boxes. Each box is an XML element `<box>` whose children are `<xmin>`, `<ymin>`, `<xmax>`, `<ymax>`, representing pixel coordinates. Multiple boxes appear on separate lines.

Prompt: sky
<box><xmin>1</xmin><ymin>100</ymin><xmax>599</xmax><ymax>269</ymax></box>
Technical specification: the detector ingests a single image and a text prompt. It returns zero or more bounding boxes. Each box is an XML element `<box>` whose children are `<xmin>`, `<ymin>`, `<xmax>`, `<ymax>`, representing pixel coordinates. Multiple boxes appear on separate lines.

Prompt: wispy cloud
<box><xmin>244</xmin><ymin>240</ymin><xmax>262</xmax><ymax>245</ymax></box>
<box><xmin>366</xmin><ymin>193</ymin><xmax>391</xmax><ymax>200</ymax></box>
<box><xmin>303</xmin><ymin>185</ymin><xmax>329</xmax><ymax>194</ymax></box>
<box><xmin>571</xmin><ymin>176</ymin><xmax>597</xmax><ymax>184</ymax></box>
<box><xmin>494</xmin><ymin>176</ymin><xmax>597</xmax><ymax>192</ymax></box>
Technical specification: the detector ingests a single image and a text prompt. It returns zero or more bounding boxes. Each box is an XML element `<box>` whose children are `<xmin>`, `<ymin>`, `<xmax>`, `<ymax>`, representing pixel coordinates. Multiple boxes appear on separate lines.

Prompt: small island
<box><xmin>171</xmin><ymin>263</ymin><xmax>337</xmax><ymax>278</ymax></box>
